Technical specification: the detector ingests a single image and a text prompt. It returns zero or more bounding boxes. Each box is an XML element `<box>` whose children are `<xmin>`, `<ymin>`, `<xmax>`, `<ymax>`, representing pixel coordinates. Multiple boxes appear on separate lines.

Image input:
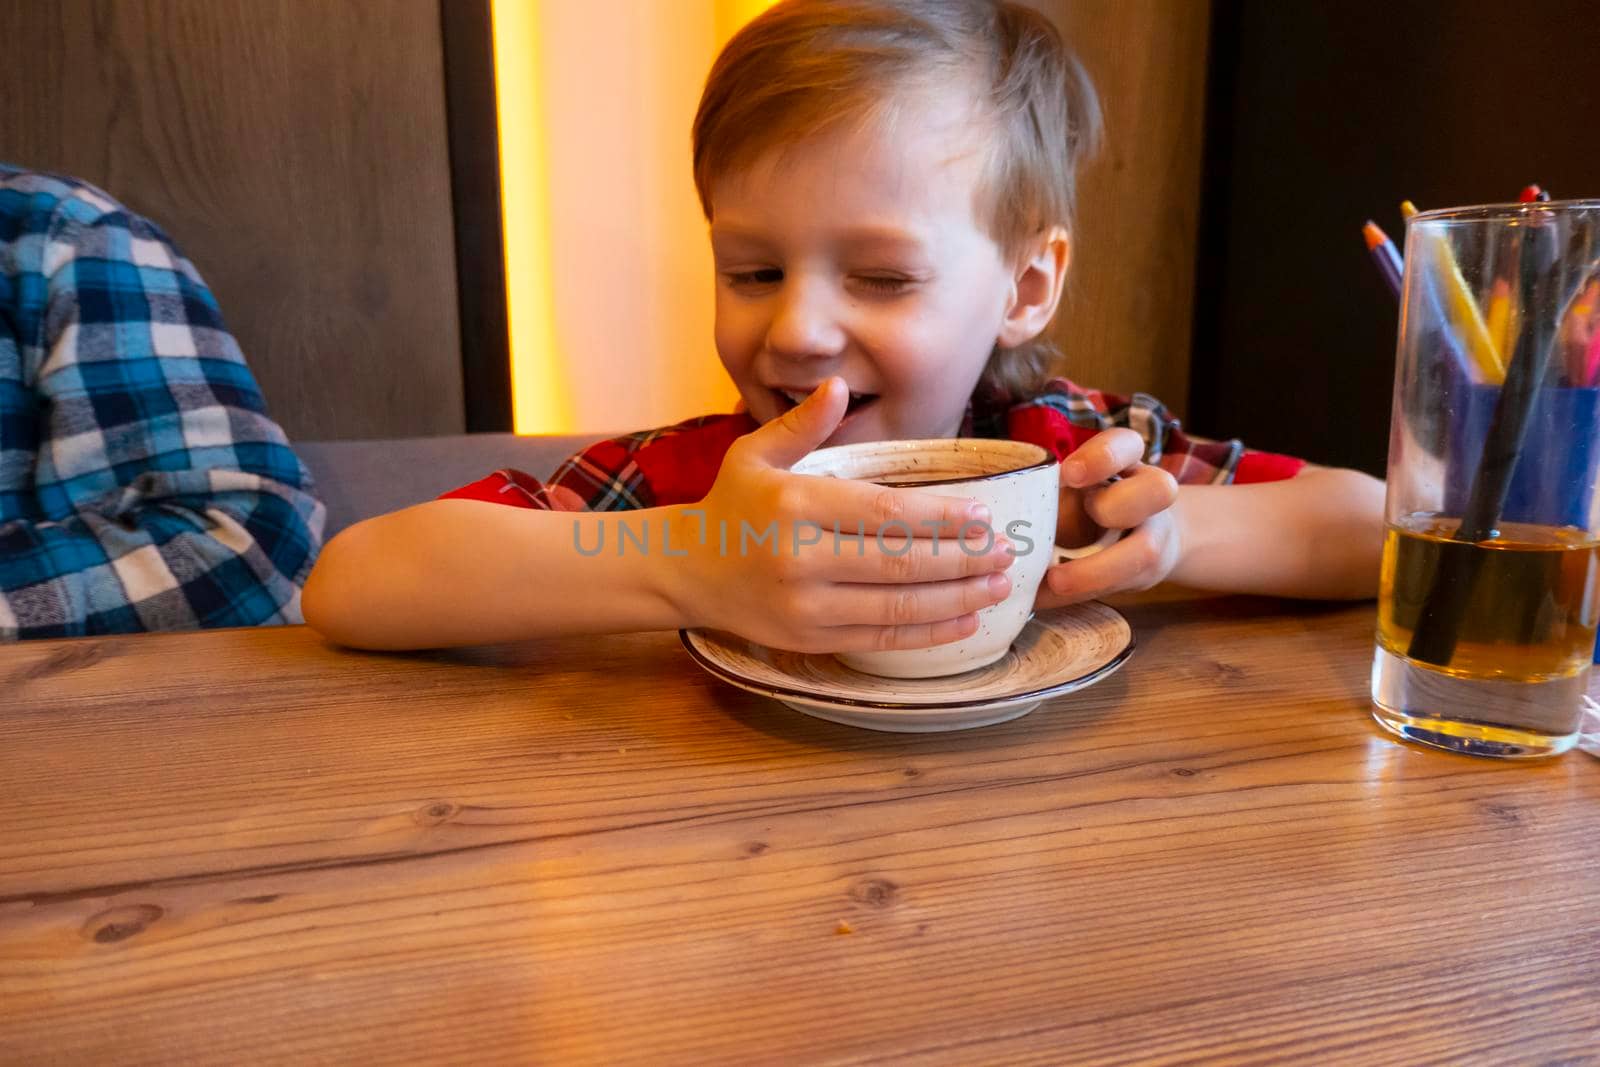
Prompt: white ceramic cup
<box><xmin>791</xmin><ymin>438</ymin><xmax>1060</xmax><ymax>679</ymax></box>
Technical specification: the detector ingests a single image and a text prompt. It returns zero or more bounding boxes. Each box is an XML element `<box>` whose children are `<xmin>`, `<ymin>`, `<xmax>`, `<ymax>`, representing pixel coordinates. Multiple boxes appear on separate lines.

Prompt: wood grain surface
<box><xmin>0</xmin><ymin>0</ymin><xmax>465</xmax><ymax>440</ymax></box>
<box><xmin>1</xmin><ymin>597</ymin><xmax>1597</xmax><ymax>1064</ymax></box>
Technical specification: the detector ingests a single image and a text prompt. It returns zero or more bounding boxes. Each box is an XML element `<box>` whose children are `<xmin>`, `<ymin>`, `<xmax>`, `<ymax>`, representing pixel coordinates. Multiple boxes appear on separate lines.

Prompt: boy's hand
<box><xmin>660</xmin><ymin>378</ymin><xmax>1016</xmax><ymax>654</ymax></box>
<box><xmin>1037</xmin><ymin>428</ymin><xmax>1181</xmax><ymax>607</ymax></box>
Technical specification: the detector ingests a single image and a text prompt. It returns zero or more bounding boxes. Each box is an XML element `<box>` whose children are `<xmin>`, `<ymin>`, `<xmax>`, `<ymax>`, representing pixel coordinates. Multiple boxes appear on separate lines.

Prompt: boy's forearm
<box><xmin>302</xmin><ymin>500</ymin><xmax>691</xmax><ymax>649</ymax></box>
<box><xmin>1169</xmin><ymin>468</ymin><xmax>1387</xmax><ymax>599</ymax></box>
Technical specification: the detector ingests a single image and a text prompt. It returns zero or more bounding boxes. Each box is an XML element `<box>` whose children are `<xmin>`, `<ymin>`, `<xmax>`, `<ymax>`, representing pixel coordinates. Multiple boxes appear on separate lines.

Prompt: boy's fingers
<box><xmin>803</xmin><ymin>535</ymin><xmax>1016</xmax><ymax>583</ymax></box>
<box><xmin>797</xmin><ymin>476</ymin><xmax>993</xmax><ymax>537</ymax></box>
<box><xmin>817</xmin><ymin>572</ymin><xmax>1011</xmax><ymax>628</ymax></box>
<box><xmin>738</xmin><ymin>377</ymin><xmax>848</xmax><ymax>468</ymax></box>
<box><xmin>1036</xmin><ymin>522</ymin><xmax>1170</xmax><ymax>607</ymax></box>
<box><xmin>1061</xmin><ymin>428</ymin><xmax>1145</xmax><ymax>487</ymax></box>
<box><xmin>1081</xmin><ymin>465</ymin><xmax>1178</xmax><ymax>530</ymax></box>
<box><xmin>810</xmin><ymin>613</ymin><xmax>982</xmax><ymax>653</ymax></box>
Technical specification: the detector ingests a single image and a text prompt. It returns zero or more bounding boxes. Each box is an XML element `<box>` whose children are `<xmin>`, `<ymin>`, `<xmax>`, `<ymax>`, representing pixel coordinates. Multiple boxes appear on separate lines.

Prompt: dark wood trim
<box><xmin>1185</xmin><ymin>0</ymin><xmax>1240</xmax><ymax>438</ymax></box>
<box><xmin>440</xmin><ymin>0</ymin><xmax>514</xmax><ymax>433</ymax></box>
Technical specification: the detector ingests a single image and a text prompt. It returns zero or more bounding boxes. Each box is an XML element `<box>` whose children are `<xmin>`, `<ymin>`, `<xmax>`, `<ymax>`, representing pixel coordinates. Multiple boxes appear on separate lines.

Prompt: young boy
<box><xmin>303</xmin><ymin>0</ymin><xmax>1384</xmax><ymax>651</ymax></box>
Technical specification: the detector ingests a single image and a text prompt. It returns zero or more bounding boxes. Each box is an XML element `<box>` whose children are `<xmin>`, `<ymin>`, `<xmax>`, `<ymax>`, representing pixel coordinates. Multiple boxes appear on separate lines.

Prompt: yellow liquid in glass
<box><xmin>1377</xmin><ymin>515</ymin><xmax>1600</xmax><ymax>682</ymax></box>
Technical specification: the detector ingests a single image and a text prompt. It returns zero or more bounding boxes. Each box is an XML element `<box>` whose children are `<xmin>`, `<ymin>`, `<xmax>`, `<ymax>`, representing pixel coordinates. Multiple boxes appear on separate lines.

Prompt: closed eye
<box><xmin>724</xmin><ymin>268</ymin><xmax>783</xmax><ymax>289</ymax></box>
<box><xmin>851</xmin><ymin>274</ymin><xmax>913</xmax><ymax>295</ymax></box>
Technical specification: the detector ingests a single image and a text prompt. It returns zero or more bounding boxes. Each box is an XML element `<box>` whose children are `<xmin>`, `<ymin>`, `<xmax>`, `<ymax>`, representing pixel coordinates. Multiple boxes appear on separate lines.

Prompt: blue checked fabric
<box><xmin>0</xmin><ymin>165</ymin><xmax>324</xmax><ymax>639</ymax></box>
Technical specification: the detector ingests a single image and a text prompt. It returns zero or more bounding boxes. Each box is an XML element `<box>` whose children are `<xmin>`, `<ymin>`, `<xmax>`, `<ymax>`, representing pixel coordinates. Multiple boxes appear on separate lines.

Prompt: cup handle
<box><xmin>1053</xmin><ymin>526</ymin><xmax>1122</xmax><ymax>564</ymax></box>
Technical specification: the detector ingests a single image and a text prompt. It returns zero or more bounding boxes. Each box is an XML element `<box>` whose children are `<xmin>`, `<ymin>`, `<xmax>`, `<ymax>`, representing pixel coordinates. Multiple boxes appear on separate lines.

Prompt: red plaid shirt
<box><xmin>442</xmin><ymin>378</ymin><xmax>1305</xmax><ymax>511</ymax></box>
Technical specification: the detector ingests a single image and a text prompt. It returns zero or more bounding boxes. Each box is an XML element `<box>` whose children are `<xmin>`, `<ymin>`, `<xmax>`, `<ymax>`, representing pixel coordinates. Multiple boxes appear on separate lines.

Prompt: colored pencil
<box><xmin>1587</xmin><ymin>318</ymin><xmax>1600</xmax><ymax>385</ymax></box>
<box><xmin>1486</xmin><ymin>276</ymin><xmax>1517</xmax><ymax>368</ymax></box>
<box><xmin>1569</xmin><ymin>278</ymin><xmax>1600</xmax><ymax>383</ymax></box>
<box><xmin>1362</xmin><ymin>221</ymin><xmax>1403</xmax><ymax>296</ymax></box>
<box><xmin>1400</xmin><ymin>199</ymin><xmax>1504</xmax><ymax>382</ymax></box>
<box><xmin>1373</xmin><ymin>213</ymin><xmax>1475</xmax><ymax>383</ymax></box>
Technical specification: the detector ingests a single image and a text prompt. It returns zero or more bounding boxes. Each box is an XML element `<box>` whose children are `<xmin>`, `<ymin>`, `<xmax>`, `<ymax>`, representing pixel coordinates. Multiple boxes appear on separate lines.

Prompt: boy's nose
<box><xmin>766</xmin><ymin>277</ymin><xmax>847</xmax><ymax>362</ymax></box>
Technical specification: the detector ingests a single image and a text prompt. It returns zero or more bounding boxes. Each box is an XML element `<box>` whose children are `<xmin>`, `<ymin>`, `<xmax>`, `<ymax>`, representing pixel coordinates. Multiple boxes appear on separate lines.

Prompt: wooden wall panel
<box><xmin>1034</xmin><ymin>0</ymin><xmax>1211</xmax><ymax>418</ymax></box>
<box><xmin>0</xmin><ymin>0</ymin><xmax>465</xmax><ymax>441</ymax></box>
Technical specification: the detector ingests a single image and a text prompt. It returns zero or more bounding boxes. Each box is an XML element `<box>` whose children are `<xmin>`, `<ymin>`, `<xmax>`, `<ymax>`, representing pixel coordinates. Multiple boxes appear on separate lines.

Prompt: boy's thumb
<box><xmin>742</xmin><ymin>377</ymin><xmax>848</xmax><ymax>469</ymax></box>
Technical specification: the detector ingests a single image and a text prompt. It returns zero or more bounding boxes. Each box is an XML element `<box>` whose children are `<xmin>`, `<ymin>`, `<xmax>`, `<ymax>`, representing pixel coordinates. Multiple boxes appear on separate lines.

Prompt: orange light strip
<box><xmin>492</xmin><ymin>0</ymin><xmax>775</xmax><ymax>435</ymax></box>
<box><xmin>491</xmin><ymin>0</ymin><xmax>571</xmax><ymax>434</ymax></box>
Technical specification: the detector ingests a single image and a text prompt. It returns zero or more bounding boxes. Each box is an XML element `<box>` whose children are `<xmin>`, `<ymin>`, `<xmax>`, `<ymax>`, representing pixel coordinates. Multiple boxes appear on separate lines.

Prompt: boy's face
<box><xmin>708</xmin><ymin>89</ymin><xmax>1020</xmax><ymax>446</ymax></box>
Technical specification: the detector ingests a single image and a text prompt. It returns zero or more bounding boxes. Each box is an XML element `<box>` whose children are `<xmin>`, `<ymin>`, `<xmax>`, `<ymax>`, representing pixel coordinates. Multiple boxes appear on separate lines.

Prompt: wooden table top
<box><xmin>2</xmin><ymin>597</ymin><xmax>1597</xmax><ymax>1065</ymax></box>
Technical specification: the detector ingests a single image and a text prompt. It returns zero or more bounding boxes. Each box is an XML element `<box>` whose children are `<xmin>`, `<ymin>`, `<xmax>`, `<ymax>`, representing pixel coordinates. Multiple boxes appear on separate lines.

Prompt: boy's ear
<box><xmin>997</xmin><ymin>226</ymin><xmax>1070</xmax><ymax>349</ymax></box>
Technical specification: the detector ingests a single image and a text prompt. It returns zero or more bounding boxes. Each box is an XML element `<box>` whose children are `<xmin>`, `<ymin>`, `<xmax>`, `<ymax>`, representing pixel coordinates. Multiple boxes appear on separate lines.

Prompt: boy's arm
<box><xmin>303</xmin><ymin>380</ymin><xmax>1014</xmax><ymax>651</ymax></box>
<box><xmin>1169</xmin><ymin>466</ymin><xmax>1386</xmax><ymax>599</ymax></box>
<box><xmin>1038</xmin><ymin>428</ymin><xmax>1385</xmax><ymax>607</ymax></box>
<box><xmin>302</xmin><ymin>500</ymin><xmax>688</xmax><ymax>648</ymax></box>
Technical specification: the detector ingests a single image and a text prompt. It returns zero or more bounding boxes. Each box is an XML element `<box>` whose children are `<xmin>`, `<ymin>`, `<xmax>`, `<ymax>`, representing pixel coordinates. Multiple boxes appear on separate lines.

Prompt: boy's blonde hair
<box><xmin>692</xmin><ymin>0</ymin><xmax>1103</xmax><ymax>399</ymax></box>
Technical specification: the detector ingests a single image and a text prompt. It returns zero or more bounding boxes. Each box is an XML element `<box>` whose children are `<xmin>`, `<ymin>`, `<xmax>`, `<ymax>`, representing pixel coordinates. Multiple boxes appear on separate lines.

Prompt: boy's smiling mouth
<box><xmin>773</xmin><ymin>386</ymin><xmax>879</xmax><ymax>417</ymax></box>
